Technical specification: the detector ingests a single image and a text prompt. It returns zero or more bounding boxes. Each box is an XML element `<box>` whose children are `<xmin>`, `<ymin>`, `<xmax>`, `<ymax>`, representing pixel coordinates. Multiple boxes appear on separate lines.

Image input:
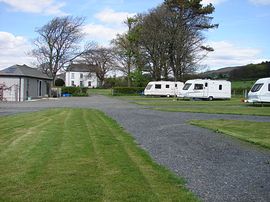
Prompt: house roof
<box><xmin>66</xmin><ymin>63</ymin><xmax>96</xmax><ymax>72</ymax></box>
<box><xmin>0</xmin><ymin>64</ymin><xmax>52</xmax><ymax>80</ymax></box>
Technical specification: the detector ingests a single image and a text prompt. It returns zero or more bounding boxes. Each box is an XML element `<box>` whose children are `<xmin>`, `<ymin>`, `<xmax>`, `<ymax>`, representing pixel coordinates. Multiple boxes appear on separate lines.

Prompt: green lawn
<box><xmin>190</xmin><ymin>119</ymin><xmax>270</xmax><ymax>149</ymax></box>
<box><xmin>123</xmin><ymin>96</ymin><xmax>270</xmax><ymax>116</ymax></box>
<box><xmin>0</xmin><ymin>109</ymin><xmax>197</xmax><ymax>202</ymax></box>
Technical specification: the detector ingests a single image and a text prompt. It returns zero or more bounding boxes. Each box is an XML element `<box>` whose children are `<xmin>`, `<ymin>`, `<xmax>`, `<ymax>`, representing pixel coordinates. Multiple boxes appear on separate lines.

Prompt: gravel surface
<box><xmin>1</xmin><ymin>95</ymin><xmax>270</xmax><ymax>202</ymax></box>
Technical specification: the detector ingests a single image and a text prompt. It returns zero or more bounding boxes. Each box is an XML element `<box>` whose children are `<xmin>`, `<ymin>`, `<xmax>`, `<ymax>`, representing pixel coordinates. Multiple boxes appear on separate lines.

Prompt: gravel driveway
<box><xmin>1</xmin><ymin>95</ymin><xmax>270</xmax><ymax>202</ymax></box>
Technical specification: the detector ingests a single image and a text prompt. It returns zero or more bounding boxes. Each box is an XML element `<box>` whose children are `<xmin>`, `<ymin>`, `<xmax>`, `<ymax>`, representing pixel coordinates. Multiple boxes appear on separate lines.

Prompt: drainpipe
<box><xmin>19</xmin><ymin>77</ymin><xmax>21</xmax><ymax>102</ymax></box>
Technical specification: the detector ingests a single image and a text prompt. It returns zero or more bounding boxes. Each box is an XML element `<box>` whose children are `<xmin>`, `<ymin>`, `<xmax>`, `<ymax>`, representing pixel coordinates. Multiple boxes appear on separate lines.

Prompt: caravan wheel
<box><xmin>208</xmin><ymin>96</ymin><xmax>213</xmax><ymax>101</ymax></box>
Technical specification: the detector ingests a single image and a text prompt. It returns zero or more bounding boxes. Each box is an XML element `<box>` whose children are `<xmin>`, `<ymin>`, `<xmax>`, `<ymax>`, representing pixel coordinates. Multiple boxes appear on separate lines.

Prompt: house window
<box><xmin>205</xmin><ymin>83</ymin><xmax>208</xmax><ymax>87</ymax></box>
<box><xmin>80</xmin><ymin>81</ymin><xmax>83</xmax><ymax>87</ymax></box>
<box><xmin>71</xmin><ymin>81</ymin><xmax>75</xmax><ymax>86</ymax></box>
<box><xmin>175</xmin><ymin>84</ymin><xmax>177</xmax><ymax>87</ymax></box>
<box><xmin>194</xmin><ymin>84</ymin><xmax>203</xmax><ymax>90</ymax></box>
<box><xmin>166</xmin><ymin>84</ymin><xmax>169</xmax><ymax>88</ymax></box>
<box><xmin>268</xmin><ymin>84</ymin><xmax>270</xmax><ymax>91</ymax></box>
<box><xmin>71</xmin><ymin>73</ymin><xmax>75</xmax><ymax>79</ymax></box>
<box><xmin>219</xmin><ymin>85</ymin><xmax>222</xmax><ymax>90</ymax></box>
<box><xmin>80</xmin><ymin>73</ymin><xmax>83</xmax><ymax>79</ymax></box>
<box><xmin>88</xmin><ymin>81</ymin><xmax>91</xmax><ymax>87</ymax></box>
<box><xmin>155</xmin><ymin>84</ymin><xmax>161</xmax><ymax>89</ymax></box>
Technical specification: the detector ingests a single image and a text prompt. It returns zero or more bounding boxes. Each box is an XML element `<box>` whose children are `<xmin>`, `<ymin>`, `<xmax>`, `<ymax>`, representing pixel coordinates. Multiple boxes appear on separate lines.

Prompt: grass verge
<box><xmin>0</xmin><ymin>108</ymin><xmax>197</xmax><ymax>202</ymax></box>
<box><xmin>122</xmin><ymin>96</ymin><xmax>270</xmax><ymax>116</ymax></box>
<box><xmin>190</xmin><ymin>119</ymin><xmax>270</xmax><ymax>149</ymax></box>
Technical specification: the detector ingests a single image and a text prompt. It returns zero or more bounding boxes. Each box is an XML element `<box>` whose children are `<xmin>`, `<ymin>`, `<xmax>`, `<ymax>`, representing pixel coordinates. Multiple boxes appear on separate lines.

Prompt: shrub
<box><xmin>81</xmin><ymin>87</ymin><xmax>89</xmax><ymax>94</ymax></box>
<box><xmin>54</xmin><ymin>78</ymin><xmax>65</xmax><ymax>87</ymax></box>
<box><xmin>231</xmin><ymin>87</ymin><xmax>250</xmax><ymax>96</ymax></box>
<box><xmin>112</xmin><ymin>87</ymin><xmax>145</xmax><ymax>96</ymax></box>
<box><xmin>61</xmin><ymin>87</ymin><xmax>88</xmax><ymax>96</ymax></box>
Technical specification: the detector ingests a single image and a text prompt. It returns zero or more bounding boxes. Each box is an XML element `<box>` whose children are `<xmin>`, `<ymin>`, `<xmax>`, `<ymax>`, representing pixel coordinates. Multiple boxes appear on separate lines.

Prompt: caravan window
<box><xmin>175</xmin><ymin>84</ymin><xmax>177</xmax><ymax>87</ymax></box>
<box><xmin>205</xmin><ymin>83</ymin><xmax>208</xmax><ymax>87</ymax></box>
<box><xmin>251</xmin><ymin>83</ymin><xmax>263</xmax><ymax>92</ymax></box>
<box><xmin>194</xmin><ymin>84</ymin><xmax>203</xmax><ymax>90</ymax></box>
<box><xmin>166</xmin><ymin>84</ymin><xmax>170</xmax><ymax>88</ymax></box>
<box><xmin>145</xmin><ymin>84</ymin><xmax>152</xmax><ymax>90</ymax></box>
<box><xmin>268</xmin><ymin>84</ymin><xmax>270</xmax><ymax>91</ymax></box>
<box><xmin>183</xmin><ymin>83</ymin><xmax>192</xmax><ymax>90</ymax></box>
<box><xmin>155</xmin><ymin>84</ymin><xmax>162</xmax><ymax>89</ymax></box>
<box><xmin>219</xmin><ymin>85</ymin><xmax>222</xmax><ymax>90</ymax></box>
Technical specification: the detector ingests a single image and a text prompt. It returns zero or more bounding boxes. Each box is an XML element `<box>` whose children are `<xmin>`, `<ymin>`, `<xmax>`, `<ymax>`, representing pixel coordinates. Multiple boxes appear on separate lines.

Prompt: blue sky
<box><xmin>0</xmin><ymin>0</ymin><xmax>269</xmax><ymax>70</ymax></box>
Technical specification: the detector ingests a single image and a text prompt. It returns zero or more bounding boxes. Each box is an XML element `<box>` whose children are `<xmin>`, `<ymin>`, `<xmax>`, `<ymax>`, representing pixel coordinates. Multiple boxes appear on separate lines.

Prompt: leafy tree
<box><xmin>54</xmin><ymin>78</ymin><xmax>65</xmax><ymax>86</ymax></box>
<box><xmin>119</xmin><ymin>0</ymin><xmax>218</xmax><ymax>81</ymax></box>
<box><xmin>130</xmin><ymin>69</ymin><xmax>150</xmax><ymax>87</ymax></box>
<box><xmin>112</xmin><ymin>17</ymin><xmax>139</xmax><ymax>87</ymax></box>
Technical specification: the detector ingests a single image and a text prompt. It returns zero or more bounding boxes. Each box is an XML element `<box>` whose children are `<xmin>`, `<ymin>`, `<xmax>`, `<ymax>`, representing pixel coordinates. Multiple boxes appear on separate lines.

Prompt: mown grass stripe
<box><xmin>0</xmin><ymin>108</ymin><xmax>198</xmax><ymax>202</ymax></box>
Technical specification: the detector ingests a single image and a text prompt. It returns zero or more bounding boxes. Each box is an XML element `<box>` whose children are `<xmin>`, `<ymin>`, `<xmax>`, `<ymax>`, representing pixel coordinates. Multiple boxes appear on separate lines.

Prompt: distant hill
<box><xmin>200</xmin><ymin>61</ymin><xmax>270</xmax><ymax>81</ymax></box>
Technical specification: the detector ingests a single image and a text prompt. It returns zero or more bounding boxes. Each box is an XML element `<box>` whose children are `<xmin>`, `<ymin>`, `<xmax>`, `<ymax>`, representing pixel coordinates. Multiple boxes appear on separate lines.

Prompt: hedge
<box><xmin>231</xmin><ymin>87</ymin><xmax>251</xmax><ymax>96</ymax></box>
<box><xmin>112</xmin><ymin>87</ymin><xmax>145</xmax><ymax>96</ymax></box>
<box><xmin>61</xmin><ymin>87</ymin><xmax>88</xmax><ymax>96</ymax></box>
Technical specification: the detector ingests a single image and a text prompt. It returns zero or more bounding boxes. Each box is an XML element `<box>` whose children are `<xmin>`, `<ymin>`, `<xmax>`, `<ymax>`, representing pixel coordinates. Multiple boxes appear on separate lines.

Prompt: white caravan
<box><xmin>247</xmin><ymin>77</ymin><xmax>270</xmax><ymax>103</ymax></box>
<box><xmin>178</xmin><ymin>79</ymin><xmax>231</xmax><ymax>100</ymax></box>
<box><xmin>144</xmin><ymin>81</ymin><xmax>184</xmax><ymax>97</ymax></box>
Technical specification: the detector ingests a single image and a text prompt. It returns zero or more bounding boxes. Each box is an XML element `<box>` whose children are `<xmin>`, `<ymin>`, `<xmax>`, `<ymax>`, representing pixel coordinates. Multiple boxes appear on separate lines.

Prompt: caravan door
<box><xmin>261</xmin><ymin>82</ymin><xmax>270</xmax><ymax>102</ymax></box>
<box><xmin>203</xmin><ymin>82</ymin><xmax>209</xmax><ymax>98</ymax></box>
<box><xmin>193</xmin><ymin>83</ymin><xmax>204</xmax><ymax>98</ymax></box>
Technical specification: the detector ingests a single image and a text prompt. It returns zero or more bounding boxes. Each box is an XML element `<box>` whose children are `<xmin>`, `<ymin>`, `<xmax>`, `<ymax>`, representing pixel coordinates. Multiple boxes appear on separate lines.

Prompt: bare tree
<box><xmin>83</xmin><ymin>47</ymin><xmax>114</xmax><ymax>87</ymax></box>
<box><xmin>31</xmin><ymin>16</ymin><xmax>86</xmax><ymax>83</ymax></box>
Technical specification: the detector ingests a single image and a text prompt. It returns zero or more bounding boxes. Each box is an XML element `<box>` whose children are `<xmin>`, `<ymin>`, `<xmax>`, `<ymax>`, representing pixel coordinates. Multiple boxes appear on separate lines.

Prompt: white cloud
<box><xmin>83</xmin><ymin>24</ymin><xmax>126</xmax><ymax>44</ymax></box>
<box><xmin>84</xmin><ymin>9</ymin><xmax>136</xmax><ymax>44</ymax></box>
<box><xmin>249</xmin><ymin>0</ymin><xmax>270</xmax><ymax>5</ymax></box>
<box><xmin>201</xmin><ymin>0</ymin><xmax>227</xmax><ymax>5</ymax></box>
<box><xmin>202</xmin><ymin>41</ymin><xmax>267</xmax><ymax>69</ymax></box>
<box><xmin>0</xmin><ymin>0</ymin><xmax>66</xmax><ymax>15</ymax></box>
<box><xmin>94</xmin><ymin>8</ymin><xmax>136</xmax><ymax>24</ymax></box>
<box><xmin>0</xmin><ymin>32</ymin><xmax>34</xmax><ymax>70</ymax></box>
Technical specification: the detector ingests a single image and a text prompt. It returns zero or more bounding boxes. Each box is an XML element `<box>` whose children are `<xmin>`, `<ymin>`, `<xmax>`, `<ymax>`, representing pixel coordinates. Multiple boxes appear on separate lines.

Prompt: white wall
<box><xmin>65</xmin><ymin>71</ymin><xmax>98</xmax><ymax>88</ymax></box>
<box><xmin>0</xmin><ymin>77</ymin><xmax>23</xmax><ymax>101</ymax></box>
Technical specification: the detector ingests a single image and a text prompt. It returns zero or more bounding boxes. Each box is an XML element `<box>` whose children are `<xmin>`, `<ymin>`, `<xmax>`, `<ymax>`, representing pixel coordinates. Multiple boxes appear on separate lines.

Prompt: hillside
<box><xmin>201</xmin><ymin>61</ymin><xmax>270</xmax><ymax>80</ymax></box>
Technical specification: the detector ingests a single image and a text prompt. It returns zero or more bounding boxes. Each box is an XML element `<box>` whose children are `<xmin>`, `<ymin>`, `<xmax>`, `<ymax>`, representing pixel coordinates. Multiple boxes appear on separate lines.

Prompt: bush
<box><xmin>232</xmin><ymin>87</ymin><xmax>250</xmax><ymax>96</ymax></box>
<box><xmin>81</xmin><ymin>87</ymin><xmax>88</xmax><ymax>94</ymax></box>
<box><xmin>112</xmin><ymin>87</ymin><xmax>145</xmax><ymax>96</ymax></box>
<box><xmin>55</xmin><ymin>78</ymin><xmax>65</xmax><ymax>87</ymax></box>
<box><xmin>61</xmin><ymin>87</ymin><xmax>88</xmax><ymax>96</ymax></box>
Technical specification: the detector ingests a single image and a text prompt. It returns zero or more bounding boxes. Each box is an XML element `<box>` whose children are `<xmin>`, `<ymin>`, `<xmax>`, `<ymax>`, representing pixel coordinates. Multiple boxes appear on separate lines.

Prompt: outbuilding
<box><xmin>0</xmin><ymin>64</ymin><xmax>52</xmax><ymax>102</ymax></box>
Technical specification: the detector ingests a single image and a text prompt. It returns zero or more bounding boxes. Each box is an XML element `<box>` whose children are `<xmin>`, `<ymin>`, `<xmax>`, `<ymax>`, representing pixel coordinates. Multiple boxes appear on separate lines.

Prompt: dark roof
<box><xmin>66</xmin><ymin>63</ymin><xmax>96</xmax><ymax>72</ymax></box>
<box><xmin>0</xmin><ymin>64</ymin><xmax>52</xmax><ymax>80</ymax></box>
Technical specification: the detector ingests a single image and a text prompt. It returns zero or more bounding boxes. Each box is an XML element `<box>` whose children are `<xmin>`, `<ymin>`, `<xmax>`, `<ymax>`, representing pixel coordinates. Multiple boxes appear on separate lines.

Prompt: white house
<box><xmin>65</xmin><ymin>63</ymin><xmax>99</xmax><ymax>88</ymax></box>
<box><xmin>0</xmin><ymin>64</ymin><xmax>52</xmax><ymax>102</ymax></box>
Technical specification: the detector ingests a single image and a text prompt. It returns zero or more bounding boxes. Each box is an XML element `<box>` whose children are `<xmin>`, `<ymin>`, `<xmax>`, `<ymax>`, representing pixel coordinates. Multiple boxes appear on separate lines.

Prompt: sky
<box><xmin>0</xmin><ymin>0</ymin><xmax>269</xmax><ymax>71</ymax></box>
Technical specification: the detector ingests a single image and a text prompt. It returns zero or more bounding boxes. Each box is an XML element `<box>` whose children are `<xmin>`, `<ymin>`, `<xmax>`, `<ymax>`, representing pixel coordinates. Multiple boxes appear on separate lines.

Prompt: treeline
<box><xmin>229</xmin><ymin>61</ymin><xmax>270</xmax><ymax>81</ymax></box>
<box><xmin>31</xmin><ymin>0</ymin><xmax>218</xmax><ymax>87</ymax></box>
<box><xmin>203</xmin><ymin>61</ymin><xmax>270</xmax><ymax>81</ymax></box>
